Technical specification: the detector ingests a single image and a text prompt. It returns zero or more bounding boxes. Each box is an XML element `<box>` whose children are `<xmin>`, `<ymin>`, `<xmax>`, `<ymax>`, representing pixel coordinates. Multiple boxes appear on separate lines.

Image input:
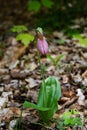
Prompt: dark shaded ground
<box><xmin>0</xmin><ymin>0</ymin><xmax>36</xmax><ymax>38</ymax></box>
<box><xmin>0</xmin><ymin>33</ymin><xmax>87</xmax><ymax>129</ymax></box>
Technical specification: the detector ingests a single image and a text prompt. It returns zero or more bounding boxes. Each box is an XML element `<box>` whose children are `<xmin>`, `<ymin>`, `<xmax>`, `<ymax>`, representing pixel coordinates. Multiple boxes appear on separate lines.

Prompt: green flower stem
<box><xmin>37</xmin><ymin>51</ymin><xmax>47</xmax><ymax>107</ymax></box>
<box><xmin>37</xmin><ymin>51</ymin><xmax>45</xmax><ymax>81</ymax></box>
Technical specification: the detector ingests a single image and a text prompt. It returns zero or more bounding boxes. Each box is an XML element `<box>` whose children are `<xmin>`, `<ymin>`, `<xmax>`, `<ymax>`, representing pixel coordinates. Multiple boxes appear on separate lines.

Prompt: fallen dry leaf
<box><xmin>76</xmin><ymin>89</ymin><xmax>85</xmax><ymax>106</ymax></box>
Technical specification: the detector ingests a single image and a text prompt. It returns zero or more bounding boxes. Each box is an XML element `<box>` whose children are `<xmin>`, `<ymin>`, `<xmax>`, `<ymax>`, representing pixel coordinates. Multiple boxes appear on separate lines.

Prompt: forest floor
<box><xmin>0</xmin><ymin>1</ymin><xmax>87</xmax><ymax>130</ymax></box>
<box><xmin>0</xmin><ymin>30</ymin><xmax>87</xmax><ymax>130</ymax></box>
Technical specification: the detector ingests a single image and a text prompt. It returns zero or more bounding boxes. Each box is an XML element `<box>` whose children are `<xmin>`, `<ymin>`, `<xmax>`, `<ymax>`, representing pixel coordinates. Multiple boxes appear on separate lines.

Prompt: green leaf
<box><xmin>23</xmin><ymin>101</ymin><xmax>50</xmax><ymax>111</ymax></box>
<box><xmin>47</xmin><ymin>54</ymin><xmax>55</xmax><ymax>64</ymax></box>
<box><xmin>64</xmin><ymin>117</ymin><xmax>82</xmax><ymax>126</ymax></box>
<box><xmin>10</xmin><ymin>25</ymin><xmax>28</xmax><ymax>33</ymax></box>
<box><xmin>74</xmin><ymin>117</ymin><xmax>82</xmax><ymax>126</ymax></box>
<box><xmin>73</xmin><ymin>34</ymin><xmax>82</xmax><ymax>39</ymax></box>
<box><xmin>56</xmin><ymin>120</ymin><xmax>65</xmax><ymax>130</ymax></box>
<box><xmin>71</xmin><ymin>109</ymin><xmax>79</xmax><ymax>115</ymax></box>
<box><xmin>41</xmin><ymin>0</ymin><xmax>54</xmax><ymax>8</ymax></box>
<box><xmin>23</xmin><ymin>76</ymin><xmax>61</xmax><ymax>122</ymax></box>
<box><xmin>37</xmin><ymin>76</ymin><xmax>61</xmax><ymax>121</ymax></box>
<box><xmin>47</xmin><ymin>54</ymin><xmax>64</xmax><ymax>66</ymax></box>
<box><xmin>38</xmin><ymin>76</ymin><xmax>61</xmax><ymax>106</ymax></box>
<box><xmin>73</xmin><ymin>34</ymin><xmax>87</xmax><ymax>47</ymax></box>
<box><xmin>16</xmin><ymin>33</ymin><xmax>34</xmax><ymax>46</ymax></box>
<box><xmin>64</xmin><ymin>118</ymin><xmax>71</xmax><ymax>126</ymax></box>
<box><xmin>62</xmin><ymin>111</ymin><xmax>71</xmax><ymax>120</ymax></box>
<box><xmin>55</xmin><ymin>54</ymin><xmax>64</xmax><ymax>65</ymax></box>
<box><xmin>27</xmin><ymin>1</ymin><xmax>41</xmax><ymax>12</ymax></box>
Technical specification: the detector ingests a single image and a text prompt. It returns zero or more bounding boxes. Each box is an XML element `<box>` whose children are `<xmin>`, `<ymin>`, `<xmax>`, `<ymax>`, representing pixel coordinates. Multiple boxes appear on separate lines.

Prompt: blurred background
<box><xmin>0</xmin><ymin>0</ymin><xmax>87</xmax><ymax>37</ymax></box>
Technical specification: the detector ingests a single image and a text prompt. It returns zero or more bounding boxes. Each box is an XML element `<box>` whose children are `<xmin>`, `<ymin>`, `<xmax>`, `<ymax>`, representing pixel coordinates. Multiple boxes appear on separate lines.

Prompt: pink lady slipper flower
<box><xmin>37</xmin><ymin>37</ymin><xmax>48</xmax><ymax>55</ymax></box>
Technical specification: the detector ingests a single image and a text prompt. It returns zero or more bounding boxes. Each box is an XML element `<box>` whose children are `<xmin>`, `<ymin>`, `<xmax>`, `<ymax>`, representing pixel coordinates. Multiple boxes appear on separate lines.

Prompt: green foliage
<box><xmin>62</xmin><ymin>110</ymin><xmax>82</xmax><ymax>127</ymax></box>
<box><xmin>16</xmin><ymin>33</ymin><xmax>34</xmax><ymax>46</ymax></box>
<box><xmin>23</xmin><ymin>102</ymin><xmax>50</xmax><ymax>111</ymax></box>
<box><xmin>73</xmin><ymin>34</ymin><xmax>87</xmax><ymax>47</ymax></box>
<box><xmin>23</xmin><ymin>76</ymin><xmax>61</xmax><ymax>122</ymax></box>
<box><xmin>27</xmin><ymin>0</ymin><xmax>54</xmax><ymax>12</ymax></box>
<box><xmin>64</xmin><ymin>117</ymin><xmax>82</xmax><ymax>126</ymax></box>
<box><xmin>10</xmin><ymin>25</ymin><xmax>28</xmax><ymax>33</ymax></box>
<box><xmin>27</xmin><ymin>0</ymin><xmax>41</xmax><ymax>12</ymax></box>
<box><xmin>26</xmin><ymin>0</ymin><xmax>87</xmax><ymax>31</ymax></box>
<box><xmin>47</xmin><ymin>54</ymin><xmax>64</xmax><ymax>66</ymax></box>
<box><xmin>10</xmin><ymin>25</ymin><xmax>34</xmax><ymax>46</ymax></box>
<box><xmin>55</xmin><ymin>109</ymin><xmax>82</xmax><ymax>129</ymax></box>
<box><xmin>14</xmin><ymin>112</ymin><xmax>25</xmax><ymax>130</ymax></box>
<box><xmin>65</xmin><ymin>29</ymin><xmax>80</xmax><ymax>38</ymax></box>
<box><xmin>56</xmin><ymin>119</ymin><xmax>65</xmax><ymax>130</ymax></box>
<box><xmin>41</xmin><ymin>0</ymin><xmax>54</xmax><ymax>8</ymax></box>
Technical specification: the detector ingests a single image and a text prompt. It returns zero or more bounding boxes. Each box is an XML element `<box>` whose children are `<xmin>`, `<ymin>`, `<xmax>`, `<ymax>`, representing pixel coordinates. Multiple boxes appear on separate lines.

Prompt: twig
<box><xmin>58</xmin><ymin>96</ymin><xmax>78</xmax><ymax>110</ymax></box>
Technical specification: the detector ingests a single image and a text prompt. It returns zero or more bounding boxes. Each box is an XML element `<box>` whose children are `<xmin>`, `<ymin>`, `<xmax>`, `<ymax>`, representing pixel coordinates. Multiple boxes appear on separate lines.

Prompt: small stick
<box><xmin>58</xmin><ymin>96</ymin><xmax>78</xmax><ymax>110</ymax></box>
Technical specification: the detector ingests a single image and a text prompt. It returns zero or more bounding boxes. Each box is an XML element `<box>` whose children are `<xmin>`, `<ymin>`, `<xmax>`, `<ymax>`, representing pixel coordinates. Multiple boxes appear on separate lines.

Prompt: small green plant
<box><xmin>47</xmin><ymin>54</ymin><xmax>64</xmax><ymax>66</ymax></box>
<box><xmin>14</xmin><ymin>112</ymin><xmax>25</xmax><ymax>130</ymax></box>
<box><xmin>23</xmin><ymin>28</ymin><xmax>61</xmax><ymax>124</ymax></box>
<box><xmin>62</xmin><ymin>109</ymin><xmax>83</xmax><ymax>127</ymax></box>
<box><xmin>23</xmin><ymin>76</ymin><xmax>61</xmax><ymax>122</ymax></box>
<box><xmin>11</xmin><ymin>25</ymin><xmax>34</xmax><ymax>46</ymax></box>
<box><xmin>27</xmin><ymin>0</ymin><xmax>54</xmax><ymax>12</ymax></box>
<box><xmin>55</xmin><ymin>109</ymin><xmax>83</xmax><ymax>129</ymax></box>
